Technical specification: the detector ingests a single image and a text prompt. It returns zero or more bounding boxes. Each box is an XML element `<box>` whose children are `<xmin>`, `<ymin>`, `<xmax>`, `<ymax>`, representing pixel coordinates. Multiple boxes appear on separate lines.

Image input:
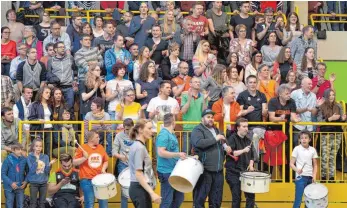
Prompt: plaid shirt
<box><xmin>181</xmin><ymin>32</ymin><xmax>197</xmax><ymax>61</ymax></box>
<box><xmin>1</xmin><ymin>75</ymin><xmax>14</xmax><ymax>106</ymax></box>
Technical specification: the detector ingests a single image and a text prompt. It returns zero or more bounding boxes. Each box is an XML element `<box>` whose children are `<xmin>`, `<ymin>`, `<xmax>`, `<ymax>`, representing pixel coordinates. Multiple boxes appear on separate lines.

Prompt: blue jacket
<box><xmin>25</xmin><ymin>153</ymin><xmax>50</xmax><ymax>184</ymax></box>
<box><xmin>104</xmin><ymin>47</ymin><xmax>134</xmax><ymax>81</ymax></box>
<box><xmin>1</xmin><ymin>153</ymin><xmax>27</xmax><ymax>191</ymax></box>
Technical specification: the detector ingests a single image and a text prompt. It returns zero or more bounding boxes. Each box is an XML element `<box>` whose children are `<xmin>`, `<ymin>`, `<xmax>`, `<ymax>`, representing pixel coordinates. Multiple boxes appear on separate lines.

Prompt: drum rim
<box><xmin>304</xmin><ymin>184</ymin><xmax>328</xmax><ymax>200</ymax></box>
<box><xmin>92</xmin><ymin>173</ymin><xmax>116</xmax><ymax>187</ymax></box>
<box><xmin>240</xmin><ymin>171</ymin><xmax>271</xmax><ymax>179</ymax></box>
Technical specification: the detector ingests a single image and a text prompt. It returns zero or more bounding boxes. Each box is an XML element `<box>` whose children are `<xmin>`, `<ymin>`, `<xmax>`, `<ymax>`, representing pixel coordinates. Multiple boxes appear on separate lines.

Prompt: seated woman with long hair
<box><xmin>192</xmin><ymin>40</ymin><xmax>217</xmax><ymax>80</ymax></box>
<box><xmin>245</xmin><ymin>51</ymin><xmax>263</xmax><ymax>83</ymax></box>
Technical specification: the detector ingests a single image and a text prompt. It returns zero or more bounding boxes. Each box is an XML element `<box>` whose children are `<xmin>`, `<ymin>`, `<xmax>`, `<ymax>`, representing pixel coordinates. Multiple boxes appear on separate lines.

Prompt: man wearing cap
<box><xmin>190</xmin><ymin>109</ymin><xmax>231</xmax><ymax>208</ymax></box>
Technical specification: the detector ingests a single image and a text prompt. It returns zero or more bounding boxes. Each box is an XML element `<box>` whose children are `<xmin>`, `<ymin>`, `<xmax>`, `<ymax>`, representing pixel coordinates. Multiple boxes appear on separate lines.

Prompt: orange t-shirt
<box><xmin>259</xmin><ymin>80</ymin><xmax>277</xmax><ymax>102</ymax></box>
<box><xmin>74</xmin><ymin>144</ymin><xmax>109</xmax><ymax>179</ymax></box>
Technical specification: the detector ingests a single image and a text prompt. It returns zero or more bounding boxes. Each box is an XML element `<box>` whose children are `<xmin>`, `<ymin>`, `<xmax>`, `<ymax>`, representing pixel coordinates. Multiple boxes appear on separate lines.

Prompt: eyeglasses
<box><xmin>52</xmin><ymin>27</ymin><xmax>61</xmax><ymax>30</ymax></box>
<box><xmin>57</xmin><ymin>46</ymin><xmax>65</xmax><ymax>49</ymax></box>
<box><xmin>18</xmin><ymin>47</ymin><xmax>27</xmax><ymax>51</ymax></box>
<box><xmin>2</xmin><ymin>32</ymin><xmax>10</xmax><ymax>34</ymax></box>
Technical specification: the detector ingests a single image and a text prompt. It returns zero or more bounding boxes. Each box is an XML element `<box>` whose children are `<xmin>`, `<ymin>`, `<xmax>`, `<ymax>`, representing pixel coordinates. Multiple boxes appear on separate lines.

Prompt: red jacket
<box><xmin>212</xmin><ymin>98</ymin><xmax>240</xmax><ymax>132</ymax></box>
<box><xmin>263</xmin><ymin>130</ymin><xmax>287</xmax><ymax>166</ymax></box>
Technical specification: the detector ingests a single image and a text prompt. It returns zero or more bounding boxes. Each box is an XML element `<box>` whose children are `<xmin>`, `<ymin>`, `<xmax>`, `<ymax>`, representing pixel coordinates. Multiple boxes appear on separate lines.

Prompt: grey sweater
<box><xmin>112</xmin><ymin>131</ymin><xmax>134</xmax><ymax>165</ymax></box>
<box><xmin>16</xmin><ymin>60</ymin><xmax>46</xmax><ymax>91</ymax></box>
<box><xmin>74</xmin><ymin>47</ymin><xmax>104</xmax><ymax>81</ymax></box>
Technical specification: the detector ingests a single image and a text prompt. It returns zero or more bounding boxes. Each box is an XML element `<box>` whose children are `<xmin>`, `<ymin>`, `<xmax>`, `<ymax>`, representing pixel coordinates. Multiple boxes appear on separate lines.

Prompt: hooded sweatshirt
<box><xmin>26</xmin><ymin>152</ymin><xmax>50</xmax><ymax>184</ymax></box>
<box><xmin>318</xmin><ymin>88</ymin><xmax>343</xmax><ymax>132</ymax></box>
<box><xmin>1</xmin><ymin>153</ymin><xmax>27</xmax><ymax>191</ymax></box>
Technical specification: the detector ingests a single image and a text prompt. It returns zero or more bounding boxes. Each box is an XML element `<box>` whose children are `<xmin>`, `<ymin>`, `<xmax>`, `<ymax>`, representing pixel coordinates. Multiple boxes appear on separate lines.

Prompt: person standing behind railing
<box><xmin>317</xmin><ymin>89</ymin><xmax>347</xmax><ymax>181</ymax></box>
<box><xmin>129</xmin><ymin>2</ymin><xmax>156</xmax><ymax>49</ymax></box>
<box><xmin>327</xmin><ymin>1</ymin><xmax>347</xmax><ymax>31</ymax></box>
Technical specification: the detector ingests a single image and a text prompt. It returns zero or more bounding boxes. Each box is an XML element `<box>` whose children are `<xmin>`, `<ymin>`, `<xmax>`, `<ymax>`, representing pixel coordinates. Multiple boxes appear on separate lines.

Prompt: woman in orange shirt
<box><xmin>257</xmin><ymin>64</ymin><xmax>278</xmax><ymax>102</ymax></box>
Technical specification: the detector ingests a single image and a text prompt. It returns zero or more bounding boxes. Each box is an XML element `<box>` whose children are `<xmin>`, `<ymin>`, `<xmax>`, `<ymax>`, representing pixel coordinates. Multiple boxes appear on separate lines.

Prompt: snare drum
<box><xmin>240</xmin><ymin>171</ymin><xmax>271</xmax><ymax>193</ymax></box>
<box><xmin>92</xmin><ymin>173</ymin><xmax>117</xmax><ymax>199</ymax></box>
<box><xmin>118</xmin><ymin>168</ymin><xmax>131</xmax><ymax>198</ymax></box>
<box><xmin>304</xmin><ymin>183</ymin><xmax>328</xmax><ymax>208</ymax></box>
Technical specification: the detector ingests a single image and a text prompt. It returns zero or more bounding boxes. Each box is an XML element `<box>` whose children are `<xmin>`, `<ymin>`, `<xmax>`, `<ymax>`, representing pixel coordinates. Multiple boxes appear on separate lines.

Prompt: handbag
<box><xmin>317</xmin><ymin>29</ymin><xmax>327</xmax><ymax>40</ymax></box>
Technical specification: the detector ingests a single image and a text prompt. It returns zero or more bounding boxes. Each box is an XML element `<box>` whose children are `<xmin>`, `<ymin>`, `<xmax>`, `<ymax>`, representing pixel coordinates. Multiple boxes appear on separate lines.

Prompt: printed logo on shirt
<box><xmin>88</xmin><ymin>153</ymin><xmax>102</xmax><ymax>168</ymax></box>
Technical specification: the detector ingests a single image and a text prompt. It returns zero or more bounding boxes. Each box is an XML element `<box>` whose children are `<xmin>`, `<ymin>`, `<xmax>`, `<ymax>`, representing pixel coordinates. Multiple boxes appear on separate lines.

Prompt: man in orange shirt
<box><xmin>212</xmin><ymin>86</ymin><xmax>242</xmax><ymax>137</ymax></box>
<box><xmin>73</xmin><ymin>130</ymin><xmax>109</xmax><ymax>208</ymax></box>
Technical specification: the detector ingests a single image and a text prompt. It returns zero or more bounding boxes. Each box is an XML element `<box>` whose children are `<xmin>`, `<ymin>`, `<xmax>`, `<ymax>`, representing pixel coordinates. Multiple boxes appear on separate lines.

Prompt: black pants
<box><xmin>29</xmin><ymin>183</ymin><xmax>47</xmax><ymax>208</ymax></box>
<box><xmin>226</xmin><ymin>171</ymin><xmax>255</xmax><ymax>208</ymax></box>
<box><xmin>53</xmin><ymin>193</ymin><xmax>80</xmax><ymax>208</ymax></box>
<box><xmin>129</xmin><ymin>182</ymin><xmax>152</xmax><ymax>208</ymax></box>
<box><xmin>193</xmin><ymin>170</ymin><xmax>224</xmax><ymax>208</ymax></box>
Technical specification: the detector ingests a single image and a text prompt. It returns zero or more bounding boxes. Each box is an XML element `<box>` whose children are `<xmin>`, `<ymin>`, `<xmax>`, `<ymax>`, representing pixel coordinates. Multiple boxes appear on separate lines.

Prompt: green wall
<box><xmin>325</xmin><ymin>61</ymin><xmax>347</xmax><ymax>102</ymax></box>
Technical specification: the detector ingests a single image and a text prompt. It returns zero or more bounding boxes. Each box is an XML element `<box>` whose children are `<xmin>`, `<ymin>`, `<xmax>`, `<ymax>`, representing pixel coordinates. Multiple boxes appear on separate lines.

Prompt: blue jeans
<box><xmin>108</xmin><ymin>111</ymin><xmax>118</xmax><ymax>130</ymax></box>
<box><xmin>80</xmin><ymin>179</ymin><xmax>108</xmax><ymax>208</ymax></box>
<box><xmin>5</xmin><ymin>189</ymin><xmax>24</xmax><ymax>208</ymax></box>
<box><xmin>158</xmin><ymin>172</ymin><xmax>184</xmax><ymax>208</ymax></box>
<box><xmin>61</xmin><ymin>87</ymin><xmax>75</xmax><ymax>111</ymax></box>
<box><xmin>117</xmin><ymin>161</ymin><xmax>129</xmax><ymax>208</ymax></box>
<box><xmin>182</xmin><ymin>132</ymin><xmax>192</xmax><ymax>155</ymax></box>
<box><xmin>293</xmin><ymin>176</ymin><xmax>312</xmax><ymax>208</ymax></box>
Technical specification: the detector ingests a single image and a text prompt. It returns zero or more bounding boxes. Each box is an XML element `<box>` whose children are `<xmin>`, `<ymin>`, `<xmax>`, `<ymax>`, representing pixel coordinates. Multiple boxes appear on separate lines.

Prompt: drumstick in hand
<box><xmin>74</xmin><ymin>139</ymin><xmax>87</xmax><ymax>154</ymax></box>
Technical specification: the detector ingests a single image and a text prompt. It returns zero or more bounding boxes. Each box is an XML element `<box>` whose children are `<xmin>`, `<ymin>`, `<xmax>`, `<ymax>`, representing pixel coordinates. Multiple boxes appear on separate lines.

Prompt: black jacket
<box><xmin>225</xmin><ymin>133</ymin><xmax>255</xmax><ymax>174</ymax></box>
<box><xmin>190</xmin><ymin>123</ymin><xmax>225</xmax><ymax>172</ymax></box>
<box><xmin>28</xmin><ymin>101</ymin><xmax>53</xmax><ymax>131</ymax></box>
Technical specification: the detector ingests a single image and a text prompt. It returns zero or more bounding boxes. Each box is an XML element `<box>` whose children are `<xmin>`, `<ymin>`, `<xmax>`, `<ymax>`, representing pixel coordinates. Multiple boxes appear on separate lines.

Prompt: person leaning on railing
<box><xmin>317</xmin><ymin>88</ymin><xmax>347</xmax><ymax>181</ymax></box>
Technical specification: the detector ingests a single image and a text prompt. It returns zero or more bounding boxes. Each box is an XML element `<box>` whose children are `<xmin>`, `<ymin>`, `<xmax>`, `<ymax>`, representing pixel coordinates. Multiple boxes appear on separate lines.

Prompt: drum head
<box><xmin>118</xmin><ymin>168</ymin><xmax>131</xmax><ymax>187</ymax></box>
<box><xmin>304</xmin><ymin>183</ymin><xmax>328</xmax><ymax>200</ymax></box>
<box><xmin>241</xmin><ymin>171</ymin><xmax>271</xmax><ymax>178</ymax></box>
<box><xmin>92</xmin><ymin>173</ymin><xmax>115</xmax><ymax>187</ymax></box>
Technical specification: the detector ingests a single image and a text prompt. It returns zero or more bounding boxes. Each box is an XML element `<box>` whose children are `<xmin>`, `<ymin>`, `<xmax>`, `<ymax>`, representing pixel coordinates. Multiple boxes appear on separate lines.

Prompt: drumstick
<box><xmin>74</xmin><ymin>139</ymin><xmax>87</xmax><ymax>153</ymax></box>
<box><xmin>223</xmin><ymin>137</ymin><xmax>239</xmax><ymax>161</ymax></box>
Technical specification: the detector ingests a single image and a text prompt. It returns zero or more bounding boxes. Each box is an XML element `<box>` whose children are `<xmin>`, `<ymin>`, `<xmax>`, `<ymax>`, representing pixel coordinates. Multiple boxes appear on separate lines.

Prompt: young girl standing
<box><xmin>26</xmin><ymin>138</ymin><xmax>56</xmax><ymax>208</ymax></box>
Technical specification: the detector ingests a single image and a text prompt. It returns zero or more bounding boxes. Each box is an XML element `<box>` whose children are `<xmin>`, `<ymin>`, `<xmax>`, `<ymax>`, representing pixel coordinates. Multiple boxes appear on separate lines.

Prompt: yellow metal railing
<box><xmin>18</xmin><ymin>120</ymin><xmax>84</xmax><ymax>168</ymax></box>
<box><xmin>310</xmin><ymin>13</ymin><xmax>347</xmax><ymax>26</ymax></box>
<box><xmin>295</xmin><ymin>6</ymin><xmax>299</xmax><ymax>15</ymax></box>
<box><xmin>226</xmin><ymin>122</ymin><xmax>286</xmax><ymax>183</ymax></box>
<box><xmin>289</xmin><ymin>122</ymin><xmax>347</xmax><ymax>183</ymax></box>
<box><xmin>17</xmin><ymin>8</ymin><xmax>286</xmax><ymax>25</ymax></box>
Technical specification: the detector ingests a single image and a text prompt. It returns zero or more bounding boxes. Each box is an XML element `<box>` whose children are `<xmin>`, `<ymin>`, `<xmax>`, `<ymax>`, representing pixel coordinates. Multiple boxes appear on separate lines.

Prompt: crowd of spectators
<box><xmin>1</xmin><ymin>1</ymin><xmax>346</xmax><ymax>208</ymax></box>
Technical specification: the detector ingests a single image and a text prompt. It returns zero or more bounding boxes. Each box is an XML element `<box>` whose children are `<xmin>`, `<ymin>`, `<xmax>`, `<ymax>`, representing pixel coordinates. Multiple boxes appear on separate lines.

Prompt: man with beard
<box><xmin>1</xmin><ymin>107</ymin><xmax>21</xmax><ymax>161</ymax></box>
<box><xmin>225</xmin><ymin>118</ymin><xmax>256</xmax><ymax>208</ymax></box>
<box><xmin>190</xmin><ymin>109</ymin><xmax>231</xmax><ymax>208</ymax></box>
<box><xmin>48</xmin><ymin>153</ymin><xmax>83</xmax><ymax>208</ymax></box>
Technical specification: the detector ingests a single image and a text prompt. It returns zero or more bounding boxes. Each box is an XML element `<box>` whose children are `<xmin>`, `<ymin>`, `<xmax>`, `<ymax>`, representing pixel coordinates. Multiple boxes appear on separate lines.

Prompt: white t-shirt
<box><xmin>170</xmin><ymin>58</ymin><xmax>180</xmax><ymax>76</ymax></box>
<box><xmin>106</xmin><ymin>79</ymin><xmax>133</xmax><ymax>112</ymax></box>
<box><xmin>223</xmin><ymin>103</ymin><xmax>231</xmax><ymax>130</ymax></box>
<box><xmin>43</xmin><ymin>107</ymin><xmax>52</xmax><ymax>129</ymax></box>
<box><xmin>292</xmin><ymin>145</ymin><xmax>318</xmax><ymax>177</ymax></box>
<box><xmin>146</xmin><ymin>96</ymin><xmax>179</xmax><ymax>132</ymax></box>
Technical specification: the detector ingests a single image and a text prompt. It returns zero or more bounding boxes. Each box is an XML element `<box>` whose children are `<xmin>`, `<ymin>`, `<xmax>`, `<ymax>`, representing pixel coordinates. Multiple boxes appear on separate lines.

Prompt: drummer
<box><xmin>156</xmin><ymin>113</ymin><xmax>187</xmax><ymax>208</ymax></box>
<box><xmin>112</xmin><ymin>118</ymin><xmax>135</xmax><ymax>208</ymax></box>
<box><xmin>128</xmin><ymin>119</ymin><xmax>161</xmax><ymax>208</ymax></box>
<box><xmin>290</xmin><ymin>130</ymin><xmax>318</xmax><ymax>208</ymax></box>
<box><xmin>225</xmin><ymin>118</ymin><xmax>256</xmax><ymax>208</ymax></box>
<box><xmin>73</xmin><ymin>130</ymin><xmax>109</xmax><ymax>208</ymax></box>
<box><xmin>190</xmin><ymin>109</ymin><xmax>231</xmax><ymax>208</ymax></box>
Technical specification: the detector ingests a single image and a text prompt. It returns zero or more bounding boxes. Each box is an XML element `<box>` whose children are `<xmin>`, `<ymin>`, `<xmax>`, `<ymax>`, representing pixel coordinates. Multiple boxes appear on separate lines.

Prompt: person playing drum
<box><xmin>112</xmin><ymin>118</ymin><xmax>135</xmax><ymax>208</ymax></box>
<box><xmin>73</xmin><ymin>130</ymin><xmax>109</xmax><ymax>208</ymax></box>
<box><xmin>156</xmin><ymin>113</ymin><xmax>187</xmax><ymax>208</ymax></box>
<box><xmin>190</xmin><ymin>109</ymin><xmax>232</xmax><ymax>208</ymax></box>
<box><xmin>290</xmin><ymin>130</ymin><xmax>318</xmax><ymax>208</ymax></box>
<box><xmin>128</xmin><ymin>119</ymin><xmax>161</xmax><ymax>208</ymax></box>
<box><xmin>225</xmin><ymin>118</ymin><xmax>256</xmax><ymax>208</ymax></box>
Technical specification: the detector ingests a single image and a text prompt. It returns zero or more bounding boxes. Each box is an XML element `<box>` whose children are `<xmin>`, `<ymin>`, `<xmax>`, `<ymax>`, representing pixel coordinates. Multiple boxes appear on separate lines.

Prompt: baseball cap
<box><xmin>201</xmin><ymin>109</ymin><xmax>215</xmax><ymax>117</ymax></box>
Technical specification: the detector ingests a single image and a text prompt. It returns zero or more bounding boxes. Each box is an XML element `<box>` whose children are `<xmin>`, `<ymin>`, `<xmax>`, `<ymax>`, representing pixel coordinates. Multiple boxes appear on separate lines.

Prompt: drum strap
<box><xmin>136</xmin><ymin>140</ymin><xmax>146</xmax><ymax>174</ymax></box>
